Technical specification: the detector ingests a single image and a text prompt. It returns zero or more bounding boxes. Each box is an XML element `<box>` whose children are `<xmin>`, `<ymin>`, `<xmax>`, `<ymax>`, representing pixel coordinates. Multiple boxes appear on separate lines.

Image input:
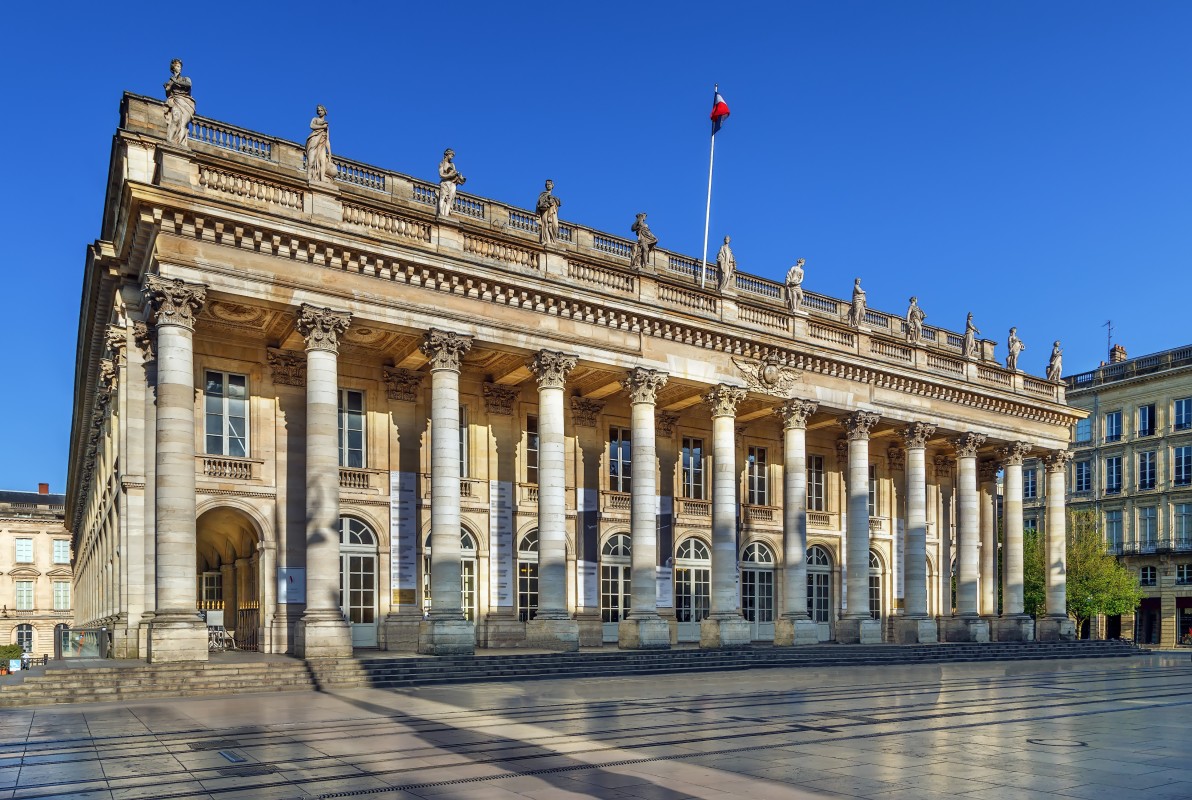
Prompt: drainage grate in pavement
<box><xmin>188</xmin><ymin>739</ymin><xmax>242</xmax><ymax>751</ymax></box>
<box><xmin>217</xmin><ymin>764</ymin><xmax>277</xmax><ymax>777</ymax></box>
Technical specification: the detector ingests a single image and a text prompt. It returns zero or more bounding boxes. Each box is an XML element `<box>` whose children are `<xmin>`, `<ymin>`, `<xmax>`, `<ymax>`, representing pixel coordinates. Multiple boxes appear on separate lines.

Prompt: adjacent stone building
<box><xmin>66</xmin><ymin>78</ymin><xmax>1082</xmax><ymax>662</ymax></box>
<box><xmin>0</xmin><ymin>485</ymin><xmax>73</xmax><ymax>656</ymax></box>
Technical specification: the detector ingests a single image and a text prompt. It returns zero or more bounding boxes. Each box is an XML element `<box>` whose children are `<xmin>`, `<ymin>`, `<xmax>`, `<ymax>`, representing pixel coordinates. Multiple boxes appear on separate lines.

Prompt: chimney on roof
<box><xmin>1109</xmin><ymin>344</ymin><xmax>1128</xmax><ymax>364</ymax></box>
<box><xmin>38</xmin><ymin>483</ymin><xmax>48</xmax><ymax>495</ymax></box>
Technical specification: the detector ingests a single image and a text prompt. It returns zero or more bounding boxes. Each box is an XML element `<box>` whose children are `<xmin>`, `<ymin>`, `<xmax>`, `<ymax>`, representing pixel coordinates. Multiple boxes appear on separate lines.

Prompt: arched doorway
<box><xmin>807</xmin><ymin>545</ymin><xmax>833</xmax><ymax>642</ymax></box>
<box><xmin>340</xmin><ymin>516</ymin><xmax>378</xmax><ymax>648</ymax></box>
<box><xmin>741</xmin><ymin>541</ymin><xmax>776</xmax><ymax>641</ymax></box>
<box><xmin>674</xmin><ymin>536</ymin><xmax>710</xmax><ymax>642</ymax></box>
<box><xmin>14</xmin><ymin>624</ymin><xmax>34</xmax><ymax>654</ymax></box>
<box><xmin>601</xmin><ymin>533</ymin><xmax>631</xmax><ymax>642</ymax></box>
<box><xmin>422</xmin><ymin>530</ymin><xmax>479</xmax><ymax>621</ymax></box>
<box><xmin>518</xmin><ymin>530</ymin><xmax>539</xmax><ymax>622</ymax></box>
<box><xmin>196</xmin><ymin>506</ymin><xmax>262</xmax><ymax>651</ymax></box>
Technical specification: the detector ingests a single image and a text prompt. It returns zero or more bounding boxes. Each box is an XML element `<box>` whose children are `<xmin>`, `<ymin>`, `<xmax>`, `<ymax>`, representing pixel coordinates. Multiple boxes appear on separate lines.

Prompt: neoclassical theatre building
<box><xmin>67</xmin><ymin>77</ymin><xmax>1082</xmax><ymax>662</ymax></box>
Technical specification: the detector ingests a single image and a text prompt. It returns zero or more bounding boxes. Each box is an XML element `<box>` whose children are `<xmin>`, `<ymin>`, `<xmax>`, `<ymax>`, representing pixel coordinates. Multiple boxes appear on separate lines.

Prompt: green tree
<box><xmin>1023</xmin><ymin>526</ymin><xmax>1046</xmax><ymax>618</ymax></box>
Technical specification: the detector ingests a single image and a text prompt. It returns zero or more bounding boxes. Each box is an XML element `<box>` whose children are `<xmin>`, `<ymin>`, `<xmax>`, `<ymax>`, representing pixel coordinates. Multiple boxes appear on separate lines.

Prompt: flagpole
<box><xmin>700</xmin><ymin>85</ymin><xmax>717</xmax><ymax>290</ymax></box>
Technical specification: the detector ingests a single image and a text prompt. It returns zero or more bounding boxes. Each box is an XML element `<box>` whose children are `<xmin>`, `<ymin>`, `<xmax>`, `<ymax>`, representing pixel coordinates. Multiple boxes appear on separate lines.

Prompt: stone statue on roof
<box><xmin>717</xmin><ymin>236</ymin><xmax>736</xmax><ymax>291</ymax></box>
<box><xmin>630</xmin><ymin>213</ymin><xmax>657</xmax><ymax>270</ymax></box>
<box><xmin>785</xmin><ymin>259</ymin><xmax>805</xmax><ymax>313</ymax></box>
<box><xmin>536</xmin><ymin>179</ymin><xmax>562</xmax><ymax>245</ymax></box>
<box><xmin>163</xmin><ymin>59</ymin><xmax>194</xmax><ymax>147</ymax></box>
<box><xmin>438</xmin><ymin>149</ymin><xmax>466</xmax><ymax>217</ymax></box>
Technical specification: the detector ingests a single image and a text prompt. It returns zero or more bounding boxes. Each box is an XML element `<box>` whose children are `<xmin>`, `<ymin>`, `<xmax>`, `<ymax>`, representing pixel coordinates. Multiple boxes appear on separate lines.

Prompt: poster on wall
<box><xmin>489</xmin><ymin>480</ymin><xmax>514</xmax><ymax>608</ymax></box>
<box><xmin>278</xmin><ymin>567</ymin><xmax>305</xmax><ymax>604</ymax></box>
<box><xmin>390</xmin><ymin>471</ymin><xmax>417</xmax><ymax>606</ymax></box>
<box><xmin>895</xmin><ymin>517</ymin><xmax>905</xmax><ymax>601</ymax></box>
<box><xmin>577</xmin><ymin>560</ymin><xmax>599</xmax><ymax>611</ymax></box>
<box><xmin>656</xmin><ymin>566</ymin><xmax>673</xmax><ymax>608</ymax></box>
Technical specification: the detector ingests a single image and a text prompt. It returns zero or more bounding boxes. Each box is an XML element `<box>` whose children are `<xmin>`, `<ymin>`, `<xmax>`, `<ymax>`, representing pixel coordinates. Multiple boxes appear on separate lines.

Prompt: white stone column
<box><xmin>618</xmin><ymin>367</ymin><xmax>671</xmax><ymax>649</ymax></box>
<box><xmin>294</xmin><ymin>304</ymin><xmax>354</xmax><ymax>658</ymax></box>
<box><xmin>895</xmin><ymin>423</ymin><xmax>937</xmax><ymax>643</ymax></box>
<box><xmin>946</xmin><ymin>432</ymin><xmax>989</xmax><ymax>642</ymax></box>
<box><xmin>774</xmin><ymin>399</ymin><xmax>819</xmax><ymax>646</ymax></box>
<box><xmin>979</xmin><ymin>460</ymin><xmax>998</xmax><ymax>617</ymax></box>
<box><xmin>1039</xmin><ymin>450</ymin><xmax>1076</xmax><ymax>641</ymax></box>
<box><xmin>417</xmin><ymin>329</ymin><xmax>476</xmax><ymax>655</ymax></box>
<box><xmin>838</xmin><ymin>411</ymin><xmax>881</xmax><ymax>644</ymax></box>
<box><xmin>994</xmin><ymin>442</ymin><xmax>1034</xmax><ymax>641</ymax></box>
<box><xmin>700</xmin><ymin>384</ymin><xmax>750</xmax><ymax>648</ymax></box>
<box><xmin>526</xmin><ymin>350</ymin><xmax>580</xmax><ymax>651</ymax></box>
<box><xmin>142</xmin><ymin>275</ymin><xmax>208</xmax><ymax>663</ymax></box>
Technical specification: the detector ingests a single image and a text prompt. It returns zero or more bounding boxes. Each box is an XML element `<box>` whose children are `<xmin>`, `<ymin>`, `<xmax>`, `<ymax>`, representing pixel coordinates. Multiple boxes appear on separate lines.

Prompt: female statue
<box><xmin>785</xmin><ymin>259</ymin><xmax>805</xmax><ymax>312</ymax></box>
<box><xmin>1046</xmin><ymin>341</ymin><xmax>1063</xmax><ymax>381</ymax></box>
<box><xmin>963</xmin><ymin>313</ymin><xmax>980</xmax><ymax>359</ymax></box>
<box><xmin>846</xmin><ymin>278</ymin><xmax>866</xmax><ymax>327</ymax></box>
<box><xmin>1006</xmin><ymin>327</ymin><xmax>1026</xmax><ymax>371</ymax></box>
<box><xmin>163</xmin><ymin>59</ymin><xmax>195</xmax><ymax>147</ymax></box>
<box><xmin>306</xmin><ymin>105</ymin><xmax>333</xmax><ymax>183</ymax></box>
<box><xmin>906</xmin><ymin>297</ymin><xmax>926</xmax><ymax>344</ymax></box>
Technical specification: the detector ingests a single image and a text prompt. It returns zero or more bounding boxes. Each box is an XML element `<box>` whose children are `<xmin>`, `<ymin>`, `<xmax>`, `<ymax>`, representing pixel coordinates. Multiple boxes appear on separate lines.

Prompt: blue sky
<box><xmin>3</xmin><ymin>2</ymin><xmax>1190</xmax><ymax>492</ymax></box>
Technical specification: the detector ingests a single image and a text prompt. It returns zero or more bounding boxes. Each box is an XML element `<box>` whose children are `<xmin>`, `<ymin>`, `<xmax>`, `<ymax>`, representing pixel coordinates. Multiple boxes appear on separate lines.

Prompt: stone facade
<box><xmin>0</xmin><ymin>487</ymin><xmax>73</xmax><ymax>656</ymax></box>
<box><xmin>65</xmin><ymin>91</ymin><xmax>1081</xmax><ymax>661</ymax></box>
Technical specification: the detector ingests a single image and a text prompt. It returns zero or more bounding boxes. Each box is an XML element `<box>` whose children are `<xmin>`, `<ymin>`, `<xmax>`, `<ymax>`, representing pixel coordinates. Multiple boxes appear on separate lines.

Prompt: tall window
<box><xmin>53</xmin><ymin>581</ymin><xmax>70</xmax><ymax>611</ymax></box>
<box><xmin>458</xmin><ymin>405</ymin><xmax>469</xmax><ymax>478</ymax></box>
<box><xmin>608</xmin><ymin>427</ymin><xmax>632</xmax><ymax>493</ymax></box>
<box><xmin>1140</xmin><ymin>566</ymin><xmax>1157</xmax><ymax>587</ymax></box>
<box><xmin>1137</xmin><ymin>451</ymin><xmax>1157</xmax><ymax>490</ymax></box>
<box><xmin>868</xmin><ymin>551</ymin><xmax>883</xmax><ymax>621</ymax></box>
<box><xmin>1024</xmin><ymin>518</ymin><xmax>1038</xmax><ymax>535</ymax></box>
<box><xmin>15</xmin><ymin>538</ymin><xmax>32</xmax><ymax>563</ymax></box>
<box><xmin>1174</xmin><ymin>446</ymin><xmax>1192</xmax><ymax>487</ymax></box>
<box><xmin>1137</xmin><ymin>403</ymin><xmax>1156</xmax><ymax>437</ymax></box>
<box><xmin>15</xmin><ymin>625</ymin><xmax>32</xmax><ymax>653</ymax></box>
<box><xmin>1023</xmin><ymin>468</ymin><xmax>1037</xmax><ymax>499</ymax></box>
<box><xmin>1074</xmin><ymin>461</ymin><xmax>1091</xmax><ymax>493</ymax></box>
<box><xmin>1074</xmin><ymin>418</ymin><xmax>1092</xmax><ymax>443</ymax></box>
<box><xmin>747</xmin><ymin>447</ymin><xmax>768</xmax><ymax>505</ymax></box>
<box><xmin>526</xmin><ymin>416</ymin><xmax>539</xmax><ymax>485</ymax></box>
<box><xmin>517</xmin><ymin>531</ymin><xmax>539</xmax><ymax>622</ymax></box>
<box><xmin>681</xmin><ymin>437</ymin><xmax>705</xmax><ymax>500</ymax></box>
<box><xmin>806</xmin><ymin>546</ymin><xmax>831</xmax><ymax>624</ymax></box>
<box><xmin>1177</xmin><ymin>503</ymin><xmax>1192</xmax><ymax>545</ymax></box>
<box><xmin>1105</xmin><ymin>510</ymin><xmax>1122</xmax><ymax>549</ymax></box>
<box><xmin>600</xmin><ymin>534</ymin><xmax>632</xmax><ymax>624</ymax></box>
<box><xmin>1105</xmin><ymin>411</ymin><xmax>1122</xmax><ymax>442</ymax></box>
<box><xmin>868</xmin><ymin>465</ymin><xmax>878</xmax><ymax>518</ymax></box>
<box><xmin>1177</xmin><ymin>565</ymin><xmax>1192</xmax><ymax>586</ymax></box>
<box><xmin>15</xmin><ymin>581</ymin><xmax>33</xmax><ymax>611</ymax></box>
<box><xmin>204</xmin><ymin>371</ymin><xmax>248</xmax><ymax>457</ymax></box>
<box><xmin>1175</xmin><ymin>398</ymin><xmax>1192</xmax><ymax>431</ymax></box>
<box><xmin>1139</xmin><ymin>507</ymin><xmax>1158</xmax><ymax>547</ymax></box>
<box><xmin>1105</xmin><ymin>456</ymin><xmax>1122</xmax><ymax>494</ymax></box>
<box><xmin>807</xmin><ymin>455</ymin><xmax>825</xmax><ymax>512</ymax></box>
<box><xmin>337</xmin><ymin>389</ymin><xmax>365</xmax><ymax>468</ymax></box>
<box><xmin>53</xmin><ymin>540</ymin><xmax>70</xmax><ymax>564</ymax></box>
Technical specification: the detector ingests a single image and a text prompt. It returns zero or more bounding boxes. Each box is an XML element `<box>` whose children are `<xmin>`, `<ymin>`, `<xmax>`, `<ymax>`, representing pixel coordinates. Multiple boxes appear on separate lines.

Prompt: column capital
<box><xmin>105</xmin><ymin>326</ymin><xmax>128</xmax><ymax>365</ymax></box>
<box><xmin>383</xmin><ymin>368</ymin><xmax>423</xmax><ymax>401</ymax></box>
<box><xmin>570</xmin><ymin>396</ymin><xmax>604</xmax><ymax>427</ymax></box>
<box><xmin>133</xmin><ymin>320</ymin><xmax>155</xmax><ymax>363</ymax></box>
<box><xmin>267</xmin><ymin>348</ymin><xmax>306</xmax><ymax>387</ymax></box>
<box><xmin>775</xmin><ymin>398</ymin><xmax>818</xmax><ymax>429</ymax></box>
<box><xmin>703</xmin><ymin>384</ymin><xmax>747</xmax><ymax>418</ymax></box>
<box><xmin>933</xmin><ymin>454</ymin><xmax>953</xmax><ymax>478</ymax></box>
<box><xmin>622</xmin><ymin>367</ymin><xmax>668</xmax><ymax>404</ymax></box>
<box><xmin>483</xmin><ymin>383</ymin><xmax>520</xmax><ymax>415</ymax></box>
<box><xmin>420</xmin><ymin>328</ymin><xmax>473</xmax><ymax>371</ymax></box>
<box><xmin>298</xmin><ymin>304</ymin><xmax>352</xmax><ymax>353</ymax></box>
<box><xmin>950</xmin><ymin>432</ymin><xmax>987</xmax><ymax>459</ymax></box>
<box><xmin>1044</xmin><ymin>449</ymin><xmax>1073</xmax><ymax>473</ymax></box>
<box><xmin>899</xmin><ymin>422</ymin><xmax>936</xmax><ymax>450</ymax></box>
<box><xmin>657</xmin><ymin>411</ymin><xmax>680</xmax><ymax>437</ymax></box>
<box><xmin>887</xmin><ymin>446</ymin><xmax>906</xmax><ymax>471</ymax></box>
<box><xmin>840</xmin><ymin>410</ymin><xmax>880</xmax><ymax>441</ymax></box>
<box><xmin>978</xmin><ymin>459</ymin><xmax>998</xmax><ymax>483</ymax></box>
<box><xmin>530</xmin><ymin>350</ymin><xmax>578</xmax><ymax>390</ymax></box>
<box><xmin>997</xmin><ymin>441</ymin><xmax>1033</xmax><ymax>467</ymax></box>
<box><xmin>142</xmin><ymin>275</ymin><xmax>207</xmax><ymax>331</ymax></box>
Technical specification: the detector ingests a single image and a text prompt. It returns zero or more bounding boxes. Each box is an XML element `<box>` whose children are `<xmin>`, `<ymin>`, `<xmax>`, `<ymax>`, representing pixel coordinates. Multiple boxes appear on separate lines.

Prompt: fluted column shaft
<box><xmin>902</xmin><ymin>425</ymin><xmax>934</xmax><ymax>618</ymax></box>
<box><xmin>842</xmin><ymin>412</ymin><xmax>879</xmax><ymax>619</ymax></box>
<box><xmin>1045</xmin><ymin>452</ymin><xmax>1071</xmax><ymax>617</ymax></box>
<box><xmin>952</xmin><ymin>434</ymin><xmax>985</xmax><ymax>617</ymax></box>
<box><xmin>532</xmin><ymin>351</ymin><xmax>577</xmax><ymax>620</ymax></box>
<box><xmin>779</xmin><ymin>401</ymin><xmax>817</xmax><ymax>620</ymax></box>
<box><xmin>979</xmin><ymin>463</ymin><xmax>997</xmax><ymax>615</ymax></box>
<box><xmin>1000</xmin><ymin>442</ymin><xmax>1031</xmax><ymax>617</ymax></box>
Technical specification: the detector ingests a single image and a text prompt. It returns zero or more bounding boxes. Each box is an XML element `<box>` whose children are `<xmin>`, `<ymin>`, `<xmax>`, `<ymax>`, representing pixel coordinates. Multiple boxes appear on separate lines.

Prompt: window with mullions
<box><xmin>1105</xmin><ymin>456</ymin><xmax>1122</xmax><ymax>494</ymax></box>
<box><xmin>1023</xmin><ymin>468</ymin><xmax>1037</xmax><ymax>499</ymax></box>
<box><xmin>53</xmin><ymin>581</ymin><xmax>70</xmax><ymax>611</ymax></box>
<box><xmin>53</xmin><ymin>540</ymin><xmax>70</xmax><ymax>564</ymax></box>
<box><xmin>15</xmin><ymin>538</ymin><xmax>32</xmax><ymax>563</ymax></box>
<box><xmin>1177</xmin><ymin>564</ymin><xmax>1192</xmax><ymax>586</ymax></box>
<box><xmin>1139</xmin><ymin>507</ymin><xmax>1158</xmax><ymax>548</ymax></box>
<box><xmin>1074</xmin><ymin>417</ymin><xmax>1092</xmax><ymax>444</ymax></box>
<box><xmin>517</xmin><ymin>531</ymin><xmax>539</xmax><ymax>622</ymax></box>
<box><xmin>1075</xmin><ymin>461</ymin><xmax>1091</xmax><ymax>493</ymax></box>
<box><xmin>807</xmin><ymin>455</ymin><xmax>825</xmax><ymax>511</ymax></box>
<box><xmin>1138</xmin><ymin>451</ymin><xmax>1157</xmax><ymax>490</ymax></box>
<box><xmin>681</xmin><ymin>437</ymin><xmax>705</xmax><ymax>500</ymax></box>
<box><xmin>608</xmin><ymin>427</ymin><xmax>631</xmax><ymax>493</ymax></box>
<box><xmin>747</xmin><ymin>447</ymin><xmax>768</xmax><ymax>505</ymax></box>
<box><xmin>1138</xmin><ymin>404</ymin><xmax>1156</xmax><ymax>437</ymax></box>
<box><xmin>526</xmin><ymin>416</ymin><xmax>539</xmax><ymax>485</ymax></box>
<box><xmin>1140</xmin><ymin>566</ymin><xmax>1157</xmax><ymax>587</ymax></box>
<box><xmin>868</xmin><ymin>551</ymin><xmax>883</xmax><ymax>621</ymax></box>
<box><xmin>459</xmin><ymin>405</ymin><xmax>469</xmax><ymax>478</ymax></box>
<box><xmin>338</xmin><ymin>389</ymin><xmax>365</xmax><ymax>468</ymax></box>
<box><xmin>1177</xmin><ymin>503</ymin><xmax>1192</xmax><ymax>546</ymax></box>
<box><xmin>15</xmin><ymin>581</ymin><xmax>33</xmax><ymax>611</ymax></box>
<box><xmin>868</xmin><ymin>465</ymin><xmax>878</xmax><ymax>518</ymax></box>
<box><xmin>1105</xmin><ymin>410</ymin><xmax>1122</xmax><ymax>442</ymax></box>
<box><xmin>1105</xmin><ymin>510</ymin><xmax>1123</xmax><ymax>549</ymax></box>
<box><xmin>1175</xmin><ymin>398</ymin><xmax>1192</xmax><ymax>431</ymax></box>
<box><xmin>1174</xmin><ymin>446</ymin><xmax>1192</xmax><ymax>487</ymax></box>
<box><xmin>204</xmin><ymin>371</ymin><xmax>248</xmax><ymax>457</ymax></box>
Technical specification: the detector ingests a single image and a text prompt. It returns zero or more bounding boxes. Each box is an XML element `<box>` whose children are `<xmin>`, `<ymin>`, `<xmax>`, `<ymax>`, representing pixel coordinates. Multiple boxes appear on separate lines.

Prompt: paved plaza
<box><xmin>1</xmin><ymin>654</ymin><xmax>1190</xmax><ymax>800</ymax></box>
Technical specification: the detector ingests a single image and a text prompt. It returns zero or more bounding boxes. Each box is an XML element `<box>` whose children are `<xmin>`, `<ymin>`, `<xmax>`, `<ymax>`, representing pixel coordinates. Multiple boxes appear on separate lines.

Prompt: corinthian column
<box><xmin>838</xmin><ymin>411</ymin><xmax>881</xmax><ymax>644</ymax></box>
<box><xmin>945</xmin><ymin>432</ymin><xmax>990</xmax><ymax>642</ymax></box>
<box><xmin>700</xmin><ymin>384</ymin><xmax>751</xmax><ymax>648</ymax></box>
<box><xmin>1039</xmin><ymin>450</ymin><xmax>1076</xmax><ymax>641</ymax></box>
<box><xmin>774</xmin><ymin>399</ymin><xmax>819</xmax><ymax>646</ymax></box>
<box><xmin>143</xmin><ymin>276</ymin><xmax>208</xmax><ymax>663</ymax></box>
<box><xmin>526</xmin><ymin>349</ymin><xmax>580</xmax><ymax>651</ymax></box>
<box><xmin>417</xmin><ymin>328</ymin><xmax>476</xmax><ymax>655</ymax></box>
<box><xmin>994</xmin><ymin>441</ymin><xmax>1034</xmax><ymax>641</ymax></box>
<box><xmin>979</xmin><ymin>459</ymin><xmax>998</xmax><ymax>617</ymax></box>
<box><xmin>294</xmin><ymin>303</ymin><xmax>354</xmax><ymax>658</ymax></box>
<box><xmin>618</xmin><ymin>367</ymin><xmax>671</xmax><ymax>650</ymax></box>
<box><xmin>894</xmin><ymin>422</ymin><xmax>937</xmax><ymax>644</ymax></box>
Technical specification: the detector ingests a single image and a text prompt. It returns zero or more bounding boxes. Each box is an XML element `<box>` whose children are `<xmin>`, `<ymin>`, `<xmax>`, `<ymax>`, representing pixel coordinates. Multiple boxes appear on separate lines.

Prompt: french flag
<box><xmin>710</xmin><ymin>89</ymin><xmax>730</xmax><ymax>135</ymax></box>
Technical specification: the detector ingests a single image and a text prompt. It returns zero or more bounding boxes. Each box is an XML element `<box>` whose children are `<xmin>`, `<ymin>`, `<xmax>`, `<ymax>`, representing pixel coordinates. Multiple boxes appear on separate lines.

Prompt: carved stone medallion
<box><xmin>732</xmin><ymin>353</ymin><xmax>802</xmax><ymax>397</ymax></box>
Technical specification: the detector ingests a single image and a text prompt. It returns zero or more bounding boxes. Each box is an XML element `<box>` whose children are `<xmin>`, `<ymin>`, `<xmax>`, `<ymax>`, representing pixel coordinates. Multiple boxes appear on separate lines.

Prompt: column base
<box><xmin>774</xmin><ymin>617</ymin><xmax>820</xmax><ymax>646</ymax></box>
<box><xmin>576</xmin><ymin>613</ymin><xmax>604</xmax><ymax>648</ymax></box>
<box><xmin>699</xmin><ymin>617</ymin><xmax>751</xmax><ymax>649</ymax></box>
<box><xmin>1035</xmin><ymin>616</ymin><xmax>1076</xmax><ymax>642</ymax></box>
<box><xmin>476</xmin><ymin>613</ymin><xmax>528</xmax><ymax>648</ymax></box>
<box><xmin>618</xmin><ymin>617</ymin><xmax>671</xmax><ymax>650</ymax></box>
<box><xmin>295</xmin><ymin>614</ymin><xmax>353</xmax><ymax>659</ymax></box>
<box><xmin>943</xmin><ymin>617</ymin><xmax>991</xmax><ymax>643</ymax></box>
<box><xmin>523</xmin><ymin>617</ymin><xmax>580</xmax><ymax>651</ymax></box>
<box><xmin>892</xmin><ymin>617</ymin><xmax>939</xmax><ymax>644</ymax></box>
<box><xmin>381</xmin><ymin>613</ymin><xmax>423</xmax><ymax>652</ymax></box>
<box><xmin>837</xmin><ymin>617</ymin><xmax>884</xmax><ymax>644</ymax></box>
<box><xmin>417</xmin><ymin>618</ymin><xmax>476</xmax><ymax>655</ymax></box>
<box><xmin>992</xmin><ymin>616</ymin><xmax>1036</xmax><ymax>642</ymax></box>
<box><xmin>147</xmin><ymin>613</ymin><xmax>209</xmax><ymax>664</ymax></box>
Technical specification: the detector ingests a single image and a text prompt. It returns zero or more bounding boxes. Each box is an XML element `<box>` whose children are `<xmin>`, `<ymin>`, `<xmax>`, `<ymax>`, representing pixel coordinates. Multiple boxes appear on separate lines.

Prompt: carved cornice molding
<box><xmin>775</xmin><ymin>398</ymin><xmax>818</xmax><ymax>430</ymax></box>
<box><xmin>530</xmin><ymin>350</ymin><xmax>578</xmax><ymax>390</ymax></box>
<box><xmin>900</xmin><ymin>422</ymin><xmax>936</xmax><ymax>450</ymax></box>
<box><xmin>622</xmin><ymin>367</ymin><xmax>669</xmax><ymax>405</ymax></box>
<box><xmin>267</xmin><ymin>348</ymin><xmax>306</xmax><ymax>387</ymax></box>
<box><xmin>143</xmin><ymin>275</ymin><xmax>206</xmax><ymax>331</ymax></box>
<box><xmin>888</xmin><ymin>446</ymin><xmax>906</xmax><ymax>471</ymax></box>
<box><xmin>840</xmin><ymin>410</ymin><xmax>880</xmax><ymax>441</ymax></box>
<box><xmin>950</xmin><ymin>432</ymin><xmax>987</xmax><ymax>460</ymax></box>
<box><xmin>702</xmin><ymin>384</ymin><xmax>747</xmax><ymax>418</ymax></box>
<box><xmin>656</xmin><ymin>411</ymin><xmax>680</xmax><ymax>436</ymax></box>
<box><xmin>483</xmin><ymin>383</ymin><xmax>520</xmax><ymax>416</ymax></box>
<box><xmin>297</xmin><ymin>304</ymin><xmax>352</xmax><ymax>353</ymax></box>
<box><xmin>1044</xmin><ymin>449</ymin><xmax>1073</xmax><ymax>473</ymax></box>
<box><xmin>570</xmin><ymin>396</ymin><xmax>604</xmax><ymax>427</ymax></box>
<box><xmin>420</xmin><ymin>328</ymin><xmax>473</xmax><ymax>372</ymax></box>
<box><xmin>997</xmin><ymin>441</ymin><xmax>1033</xmax><ymax>467</ymax></box>
<box><xmin>384</xmin><ymin>368</ymin><xmax>423</xmax><ymax>402</ymax></box>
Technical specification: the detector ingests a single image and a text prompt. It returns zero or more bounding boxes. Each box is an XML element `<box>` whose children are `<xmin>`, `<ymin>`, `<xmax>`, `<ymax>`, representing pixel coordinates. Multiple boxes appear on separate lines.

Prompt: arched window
<box><xmin>677</xmin><ymin>537</ymin><xmax>710</xmax><ymax>561</ymax></box>
<box><xmin>339</xmin><ymin>516</ymin><xmax>378</xmax><ymax>647</ymax></box>
<box><xmin>806</xmin><ymin>546</ymin><xmax>832</xmax><ymax>624</ymax></box>
<box><xmin>600</xmin><ymin>535</ymin><xmax>631</xmax><ymax>636</ymax></box>
<box><xmin>674</xmin><ymin>537</ymin><xmax>711</xmax><ymax>639</ymax></box>
<box><xmin>14</xmin><ymin>624</ymin><xmax>33</xmax><ymax>654</ymax></box>
<box><xmin>869</xmin><ymin>550</ymin><xmax>883</xmax><ymax>622</ymax></box>
<box><xmin>340</xmin><ymin>517</ymin><xmax>376</xmax><ymax>546</ymax></box>
<box><xmin>741</xmin><ymin>541</ymin><xmax>776</xmax><ymax>638</ymax></box>
<box><xmin>742</xmin><ymin>541</ymin><xmax>775</xmax><ymax>564</ymax></box>
<box><xmin>518</xmin><ymin>530</ymin><xmax>539</xmax><ymax>622</ymax></box>
<box><xmin>423</xmin><ymin>531</ymin><xmax>479</xmax><ymax>621</ymax></box>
